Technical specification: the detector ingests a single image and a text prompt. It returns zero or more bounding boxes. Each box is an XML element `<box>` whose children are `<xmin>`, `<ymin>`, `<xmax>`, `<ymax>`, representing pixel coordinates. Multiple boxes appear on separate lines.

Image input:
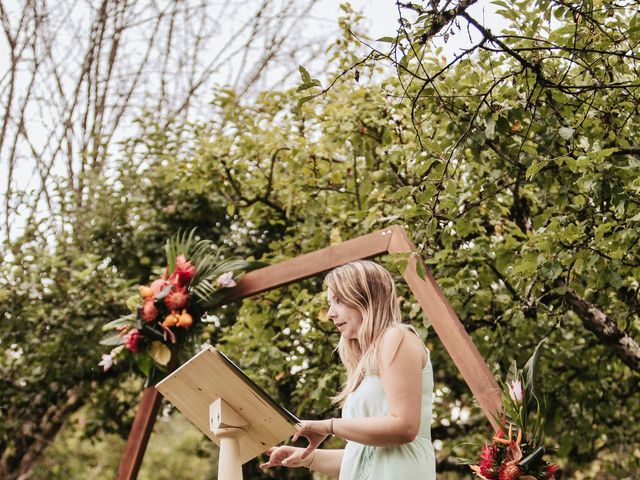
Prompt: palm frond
<box><xmin>165</xmin><ymin>228</ymin><xmax>198</xmax><ymax>272</ymax></box>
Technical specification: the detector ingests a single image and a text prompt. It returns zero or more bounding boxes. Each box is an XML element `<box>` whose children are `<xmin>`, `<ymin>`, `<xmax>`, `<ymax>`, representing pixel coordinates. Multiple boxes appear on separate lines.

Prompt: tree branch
<box><xmin>562</xmin><ymin>282</ymin><xmax>640</xmax><ymax>372</ymax></box>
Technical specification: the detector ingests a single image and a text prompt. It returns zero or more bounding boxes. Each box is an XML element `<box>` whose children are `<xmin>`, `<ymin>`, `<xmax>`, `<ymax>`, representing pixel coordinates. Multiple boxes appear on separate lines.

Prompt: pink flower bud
<box><xmin>125</xmin><ymin>329</ymin><xmax>141</xmax><ymax>353</ymax></box>
<box><xmin>508</xmin><ymin>379</ymin><xmax>524</xmax><ymax>404</ymax></box>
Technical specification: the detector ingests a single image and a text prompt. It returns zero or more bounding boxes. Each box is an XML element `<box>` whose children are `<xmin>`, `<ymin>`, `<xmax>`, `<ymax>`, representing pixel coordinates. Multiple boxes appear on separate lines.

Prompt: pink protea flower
<box><xmin>498</xmin><ymin>462</ymin><xmax>521</xmax><ymax>480</ymax></box>
<box><xmin>150</xmin><ymin>278</ymin><xmax>170</xmax><ymax>296</ymax></box>
<box><xmin>174</xmin><ymin>255</ymin><xmax>197</xmax><ymax>285</ymax></box>
<box><xmin>508</xmin><ymin>379</ymin><xmax>524</xmax><ymax>404</ymax></box>
<box><xmin>217</xmin><ymin>271</ymin><xmax>236</xmax><ymax>288</ymax></box>
<box><xmin>164</xmin><ymin>286</ymin><xmax>189</xmax><ymax>310</ymax></box>
<box><xmin>125</xmin><ymin>329</ymin><xmax>141</xmax><ymax>353</ymax></box>
<box><xmin>140</xmin><ymin>297</ymin><xmax>158</xmax><ymax>322</ymax></box>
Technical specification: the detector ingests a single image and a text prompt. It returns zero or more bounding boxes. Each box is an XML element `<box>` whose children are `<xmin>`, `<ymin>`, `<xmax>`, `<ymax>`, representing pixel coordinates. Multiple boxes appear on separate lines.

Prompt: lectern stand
<box><xmin>155</xmin><ymin>346</ymin><xmax>300</xmax><ymax>479</ymax></box>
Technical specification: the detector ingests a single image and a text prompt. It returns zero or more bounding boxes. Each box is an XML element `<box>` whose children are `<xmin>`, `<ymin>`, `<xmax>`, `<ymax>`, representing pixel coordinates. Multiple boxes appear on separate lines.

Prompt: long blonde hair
<box><xmin>325</xmin><ymin>260</ymin><xmax>403</xmax><ymax>405</ymax></box>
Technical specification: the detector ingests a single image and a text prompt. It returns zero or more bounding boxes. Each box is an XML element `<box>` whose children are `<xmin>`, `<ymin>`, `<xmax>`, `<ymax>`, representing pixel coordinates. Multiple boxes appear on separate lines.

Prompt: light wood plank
<box><xmin>156</xmin><ymin>346</ymin><xmax>299</xmax><ymax>465</ymax></box>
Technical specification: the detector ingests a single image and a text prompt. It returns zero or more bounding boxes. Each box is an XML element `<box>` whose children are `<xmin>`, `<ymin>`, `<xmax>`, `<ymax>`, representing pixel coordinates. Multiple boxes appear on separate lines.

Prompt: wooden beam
<box><xmin>387</xmin><ymin>227</ymin><xmax>502</xmax><ymax>429</ymax></box>
<box><xmin>116</xmin><ymin>387</ymin><xmax>162</xmax><ymax>480</ymax></box>
<box><xmin>227</xmin><ymin>228</ymin><xmax>395</xmax><ymax>300</ymax></box>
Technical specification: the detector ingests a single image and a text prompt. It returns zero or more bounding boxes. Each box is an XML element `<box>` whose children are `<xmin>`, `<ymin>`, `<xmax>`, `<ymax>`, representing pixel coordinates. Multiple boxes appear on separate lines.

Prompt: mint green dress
<box><xmin>338</xmin><ymin>352</ymin><xmax>436</xmax><ymax>480</ymax></box>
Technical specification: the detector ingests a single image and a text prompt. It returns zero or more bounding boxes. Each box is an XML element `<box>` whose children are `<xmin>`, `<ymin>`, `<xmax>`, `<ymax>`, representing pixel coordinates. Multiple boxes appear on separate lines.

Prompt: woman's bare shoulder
<box><xmin>378</xmin><ymin>324</ymin><xmax>425</xmax><ymax>368</ymax></box>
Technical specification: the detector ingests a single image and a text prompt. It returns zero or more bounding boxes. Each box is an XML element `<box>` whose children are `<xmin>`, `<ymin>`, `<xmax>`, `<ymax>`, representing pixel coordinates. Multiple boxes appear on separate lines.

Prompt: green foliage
<box><xmin>3</xmin><ymin>1</ymin><xmax>640</xmax><ymax>479</ymax></box>
<box><xmin>30</xmin><ymin>409</ymin><xmax>218</xmax><ymax>480</ymax></box>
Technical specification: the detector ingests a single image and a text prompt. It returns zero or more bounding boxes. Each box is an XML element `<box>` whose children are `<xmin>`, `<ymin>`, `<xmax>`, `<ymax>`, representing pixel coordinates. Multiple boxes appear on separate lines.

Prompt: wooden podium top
<box><xmin>155</xmin><ymin>345</ymin><xmax>300</xmax><ymax>464</ymax></box>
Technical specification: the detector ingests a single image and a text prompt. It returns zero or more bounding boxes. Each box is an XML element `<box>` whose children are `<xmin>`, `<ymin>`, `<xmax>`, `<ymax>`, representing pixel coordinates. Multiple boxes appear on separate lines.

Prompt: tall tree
<box><xmin>0</xmin><ymin>0</ymin><xmax>322</xmax><ymax>241</ymax></box>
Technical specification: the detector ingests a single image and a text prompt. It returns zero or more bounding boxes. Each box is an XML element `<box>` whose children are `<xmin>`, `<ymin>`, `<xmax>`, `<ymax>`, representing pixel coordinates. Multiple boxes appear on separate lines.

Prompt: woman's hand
<box><xmin>292</xmin><ymin>419</ymin><xmax>332</xmax><ymax>459</ymax></box>
<box><xmin>259</xmin><ymin>446</ymin><xmax>311</xmax><ymax>470</ymax></box>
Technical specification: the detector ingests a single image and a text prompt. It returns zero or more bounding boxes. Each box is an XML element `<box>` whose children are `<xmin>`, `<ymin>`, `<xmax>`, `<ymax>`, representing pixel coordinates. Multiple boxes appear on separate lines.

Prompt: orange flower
<box><xmin>177</xmin><ymin>310</ymin><xmax>193</xmax><ymax>328</ymax></box>
<box><xmin>138</xmin><ymin>285</ymin><xmax>153</xmax><ymax>298</ymax></box>
<box><xmin>162</xmin><ymin>312</ymin><xmax>179</xmax><ymax>328</ymax></box>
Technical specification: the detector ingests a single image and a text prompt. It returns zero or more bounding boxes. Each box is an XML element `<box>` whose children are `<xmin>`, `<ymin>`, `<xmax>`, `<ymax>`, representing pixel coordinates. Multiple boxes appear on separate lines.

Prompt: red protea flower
<box><xmin>479</xmin><ymin>444</ymin><xmax>498</xmax><ymax>479</ymax></box>
<box><xmin>164</xmin><ymin>286</ymin><xmax>189</xmax><ymax>310</ymax></box>
<box><xmin>140</xmin><ymin>297</ymin><xmax>158</xmax><ymax>322</ymax></box>
<box><xmin>498</xmin><ymin>462</ymin><xmax>521</xmax><ymax>480</ymax></box>
<box><xmin>125</xmin><ymin>329</ymin><xmax>141</xmax><ymax>353</ymax></box>
<box><xmin>174</xmin><ymin>254</ymin><xmax>197</xmax><ymax>285</ymax></box>
<box><xmin>546</xmin><ymin>464</ymin><xmax>559</xmax><ymax>479</ymax></box>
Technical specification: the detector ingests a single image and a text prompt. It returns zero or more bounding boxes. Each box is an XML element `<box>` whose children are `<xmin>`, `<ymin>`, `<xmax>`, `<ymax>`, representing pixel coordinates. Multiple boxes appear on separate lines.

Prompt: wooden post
<box><xmin>388</xmin><ymin>227</ymin><xmax>502</xmax><ymax>428</ymax></box>
<box><xmin>210</xmin><ymin>399</ymin><xmax>249</xmax><ymax>480</ymax></box>
<box><xmin>116</xmin><ymin>387</ymin><xmax>162</xmax><ymax>480</ymax></box>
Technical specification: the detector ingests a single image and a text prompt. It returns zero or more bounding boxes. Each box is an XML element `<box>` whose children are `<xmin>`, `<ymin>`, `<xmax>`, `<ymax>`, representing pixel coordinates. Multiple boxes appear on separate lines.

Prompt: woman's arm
<box><xmin>260</xmin><ymin>446</ymin><xmax>343</xmax><ymax>478</ymax></box>
<box><xmin>297</xmin><ymin>326</ymin><xmax>425</xmax><ymax>452</ymax></box>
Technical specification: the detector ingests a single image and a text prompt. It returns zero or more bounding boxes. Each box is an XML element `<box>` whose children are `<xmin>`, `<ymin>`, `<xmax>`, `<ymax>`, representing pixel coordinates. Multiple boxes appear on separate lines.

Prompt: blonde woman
<box><xmin>260</xmin><ymin>260</ymin><xmax>436</xmax><ymax>479</ymax></box>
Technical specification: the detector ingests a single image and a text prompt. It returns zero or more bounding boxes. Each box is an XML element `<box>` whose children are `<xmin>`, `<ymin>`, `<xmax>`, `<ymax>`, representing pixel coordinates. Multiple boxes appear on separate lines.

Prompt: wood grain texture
<box><xmin>225</xmin><ymin>228</ymin><xmax>396</xmax><ymax>300</ymax></box>
<box><xmin>155</xmin><ymin>346</ymin><xmax>298</xmax><ymax>465</ymax></box>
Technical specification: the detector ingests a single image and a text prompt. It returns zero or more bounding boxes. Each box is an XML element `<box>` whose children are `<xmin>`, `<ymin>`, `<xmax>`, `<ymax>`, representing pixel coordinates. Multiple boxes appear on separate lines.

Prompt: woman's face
<box><xmin>327</xmin><ymin>288</ymin><xmax>363</xmax><ymax>340</ymax></box>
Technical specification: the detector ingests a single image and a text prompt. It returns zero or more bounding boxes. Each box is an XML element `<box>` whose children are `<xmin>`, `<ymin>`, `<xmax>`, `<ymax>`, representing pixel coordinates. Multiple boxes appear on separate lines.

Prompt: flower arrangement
<box><xmin>471</xmin><ymin>339</ymin><xmax>559</xmax><ymax>480</ymax></box>
<box><xmin>99</xmin><ymin>229</ymin><xmax>250</xmax><ymax>382</ymax></box>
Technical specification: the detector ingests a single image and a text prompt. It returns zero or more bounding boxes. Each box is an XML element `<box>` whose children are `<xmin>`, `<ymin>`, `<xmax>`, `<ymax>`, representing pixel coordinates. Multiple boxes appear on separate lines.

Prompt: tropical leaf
<box><xmin>523</xmin><ymin>337</ymin><xmax>547</xmax><ymax>400</ymax></box>
<box><xmin>165</xmin><ymin>228</ymin><xmax>198</xmax><ymax>272</ymax></box>
<box><xmin>99</xmin><ymin>332</ymin><xmax>125</xmax><ymax>346</ymax></box>
<box><xmin>149</xmin><ymin>341</ymin><xmax>172</xmax><ymax>366</ymax></box>
<box><xmin>102</xmin><ymin>314</ymin><xmax>134</xmax><ymax>331</ymax></box>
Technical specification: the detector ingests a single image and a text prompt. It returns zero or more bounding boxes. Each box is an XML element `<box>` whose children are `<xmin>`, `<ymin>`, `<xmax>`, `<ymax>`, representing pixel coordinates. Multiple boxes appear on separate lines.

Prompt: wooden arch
<box><xmin>117</xmin><ymin>226</ymin><xmax>502</xmax><ymax>479</ymax></box>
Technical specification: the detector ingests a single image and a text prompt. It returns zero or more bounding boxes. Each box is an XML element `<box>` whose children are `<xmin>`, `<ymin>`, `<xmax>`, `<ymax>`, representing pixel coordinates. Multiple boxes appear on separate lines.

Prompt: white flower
<box><xmin>98</xmin><ymin>353</ymin><xmax>114</xmax><ymax>372</ymax></box>
<box><xmin>508</xmin><ymin>379</ymin><xmax>524</xmax><ymax>403</ymax></box>
<box><xmin>217</xmin><ymin>271</ymin><xmax>237</xmax><ymax>288</ymax></box>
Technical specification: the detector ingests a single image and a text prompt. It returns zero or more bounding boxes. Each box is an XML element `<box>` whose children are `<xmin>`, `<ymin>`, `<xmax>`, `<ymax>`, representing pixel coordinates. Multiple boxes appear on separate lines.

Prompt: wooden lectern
<box><xmin>155</xmin><ymin>345</ymin><xmax>300</xmax><ymax>479</ymax></box>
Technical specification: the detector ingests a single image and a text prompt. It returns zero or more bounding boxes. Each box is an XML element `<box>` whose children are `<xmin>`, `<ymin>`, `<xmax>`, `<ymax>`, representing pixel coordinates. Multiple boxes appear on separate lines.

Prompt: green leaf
<box><xmin>416</xmin><ymin>259</ymin><xmax>427</xmax><ymax>281</ymax></box>
<box><xmin>126</xmin><ymin>294</ymin><xmax>141</xmax><ymax>313</ymax></box>
<box><xmin>136</xmin><ymin>354</ymin><xmax>153</xmax><ymax>378</ymax></box>
<box><xmin>99</xmin><ymin>332</ymin><xmax>125</xmax><ymax>346</ymax></box>
<box><xmin>523</xmin><ymin>337</ymin><xmax>546</xmax><ymax>399</ymax></box>
<box><xmin>102</xmin><ymin>314</ymin><xmax>134</xmax><ymax>332</ymax></box>
<box><xmin>298</xmin><ymin>65</ymin><xmax>311</xmax><ymax>83</ymax></box>
<box><xmin>297</xmin><ymin>82</ymin><xmax>320</xmax><ymax>92</ymax></box>
<box><xmin>296</xmin><ymin>95</ymin><xmax>315</xmax><ymax>111</ymax></box>
<box><xmin>526</xmin><ymin>159</ymin><xmax>546</xmax><ymax>179</ymax></box>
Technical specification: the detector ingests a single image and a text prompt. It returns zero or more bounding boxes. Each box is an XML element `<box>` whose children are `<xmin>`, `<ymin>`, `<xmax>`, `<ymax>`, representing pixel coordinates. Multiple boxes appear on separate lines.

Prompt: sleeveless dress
<box><xmin>338</xmin><ymin>350</ymin><xmax>436</xmax><ymax>480</ymax></box>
